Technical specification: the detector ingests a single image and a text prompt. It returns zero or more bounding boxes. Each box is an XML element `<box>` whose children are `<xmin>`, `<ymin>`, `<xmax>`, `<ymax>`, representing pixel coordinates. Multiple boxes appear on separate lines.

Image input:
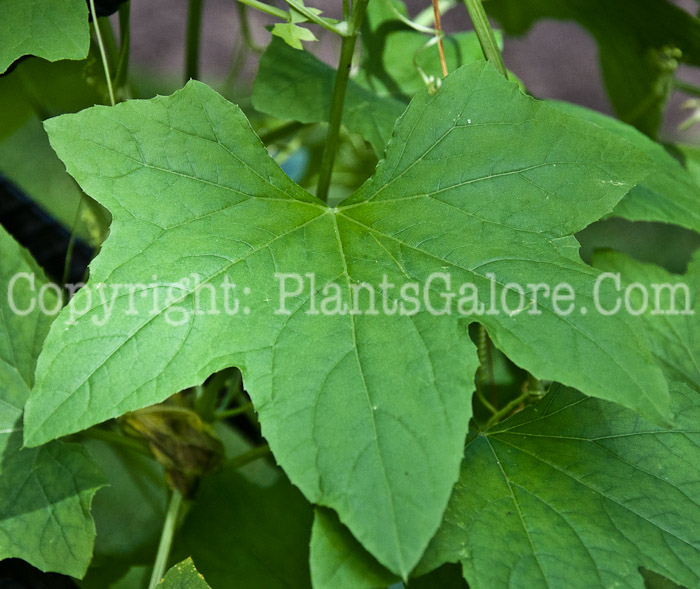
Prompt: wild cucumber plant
<box><xmin>1</xmin><ymin>0</ymin><xmax>700</xmax><ymax>587</ymax></box>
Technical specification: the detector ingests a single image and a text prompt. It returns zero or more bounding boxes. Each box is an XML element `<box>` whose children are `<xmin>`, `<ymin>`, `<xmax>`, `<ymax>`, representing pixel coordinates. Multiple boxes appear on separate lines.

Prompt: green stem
<box><xmin>316</xmin><ymin>0</ymin><xmax>370</xmax><ymax>202</ymax></box>
<box><xmin>476</xmin><ymin>325</ymin><xmax>497</xmax><ymax>409</ymax></box>
<box><xmin>97</xmin><ymin>17</ymin><xmax>119</xmax><ymax>70</ymax></box>
<box><xmin>384</xmin><ymin>0</ymin><xmax>441</xmax><ymax>35</ymax></box>
<box><xmin>185</xmin><ymin>0</ymin><xmax>204</xmax><ymax>82</ymax></box>
<box><xmin>194</xmin><ymin>383</ymin><xmax>219</xmax><ymax>422</ymax></box>
<box><xmin>60</xmin><ymin>194</ymin><xmax>84</xmax><ymax>304</ymax></box>
<box><xmin>463</xmin><ymin>0</ymin><xmax>507</xmax><ymax>77</ymax></box>
<box><xmin>280</xmin><ymin>0</ymin><xmax>347</xmax><ymax>36</ymax></box>
<box><xmin>215</xmin><ymin>402</ymin><xmax>254</xmax><ymax>420</ymax></box>
<box><xmin>415</xmin><ymin>0</ymin><xmax>457</xmax><ymax>27</ymax></box>
<box><xmin>485</xmin><ymin>390</ymin><xmax>532</xmax><ymax>429</ymax></box>
<box><xmin>475</xmin><ymin>387</ymin><xmax>497</xmax><ymax>415</ymax></box>
<box><xmin>217</xmin><ymin>369</ymin><xmax>243</xmax><ymax>413</ymax></box>
<box><xmin>228</xmin><ymin>444</ymin><xmax>271</xmax><ymax>469</ymax></box>
<box><xmin>148</xmin><ymin>489</ymin><xmax>183</xmax><ymax>589</ymax></box>
<box><xmin>235</xmin><ymin>1</ymin><xmax>263</xmax><ymax>53</ymax></box>
<box><xmin>258</xmin><ymin>120</ymin><xmax>304</xmax><ymax>145</ymax></box>
<box><xmin>80</xmin><ymin>427</ymin><xmax>152</xmax><ymax>457</ymax></box>
<box><xmin>88</xmin><ymin>0</ymin><xmax>116</xmax><ymax>105</ymax></box>
<box><xmin>114</xmin><ymin>2</ymin><xmax>131</xmax><ymax>90</ymax></box>
<box><xmin>674</xmin><ymin>77</ymin><xmax>700</xmax><ymax>98</ymax></box>
<box><xmin>236</xmin><ymin>0</ymin><xmax>287</xmax><ymax>20</ymax></box>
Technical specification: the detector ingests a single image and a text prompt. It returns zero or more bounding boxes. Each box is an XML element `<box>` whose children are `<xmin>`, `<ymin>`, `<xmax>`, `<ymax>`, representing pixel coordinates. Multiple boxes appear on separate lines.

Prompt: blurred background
<box><xmin>125</xmin><ymin>0</ymin><xmax>700</xmax><ymax>142</ymax></box>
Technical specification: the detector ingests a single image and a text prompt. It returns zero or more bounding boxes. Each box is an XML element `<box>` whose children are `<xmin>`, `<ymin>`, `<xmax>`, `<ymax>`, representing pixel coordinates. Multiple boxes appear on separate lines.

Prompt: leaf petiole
<box><xmin>316</xmin><ymin>0</ymin><xmax>370</xmax><ymax>201</ymax></box>
<box><xmin>462</xmin><ymin>0</ymin><xmax>507</xmax><ymax>78</ymax></box>
<box><xmin>235</xmin><ymin>0</ymin><xmax>287</xmax><ymax>20</ymax></box>
<box><xmin>87</xmin><ymin>0</ymin><xmax>116</xmax><ymax>106</ymax></box>
<box><xmin>279</xmin><ymin>0</ymin><xmax>347</xmax><ymax>36</ymax></box>
<box><xmin>185</xmin><ymin>0</ymin><xmax>204</xmax><ymax>82</ymax></box>
<box><xmin>148</xmin><ymin>488</ymin><xmax>184</xmax><ymax>589</ymax></box>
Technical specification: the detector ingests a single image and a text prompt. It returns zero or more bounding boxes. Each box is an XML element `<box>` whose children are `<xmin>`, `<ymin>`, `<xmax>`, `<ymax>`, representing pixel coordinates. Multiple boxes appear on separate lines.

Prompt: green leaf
<box><xmin>159</xmin><ymin>558</ymin><xmax>211</xmax><ymax>589</ymax></box>
<box><xmin>290</xmin><ymin>5</ymin><xmax>323</xmax><ymax>24</ymax></box>
<box><xmin>593</xmin><ymin>251</ymin><xmax>700</xmax><ymax>390</ymax></box>
<box><xmin>310</xmin><ymin>508</ymin><xmax>399</xmax><ymax>589</ymax></box>
<box><xmin>360</xmin><ymin>2</ymin><xmax>500</xmax><ymax>100</ymax></box>
<box><xmin>28</xmin><ymin>63</ymin><xmax>671</xmax><ymax>575</ymax></box>
<box><xmin>485</xmin><ymin>0</ymin><xmax>700</xmax><ymax>137</ymax></box>
<box><xmin>181</xmin><ymin>465</ymin><xmax>312</xmax><ymax>588</ymax></box>
<box><xmin>551</xmin><ymin>101</ymin><xmax>700</xmax><ymax>234</ymax></box>
<box><xmin>253</xmin><ymin>38</ymin><xmax>405</xmax><ymax>156</ymax></box>
<box><xmin>83</xmin><ymin>438</ymin><xmax>167</xmax><ymax>562</ymax></box>
<box><xmin>270</xmin><ymin>23</ymin><xmax>318</xmax><ymax>50</ymax></box>
<box><xmin>0</xmin><ymin>117</ymin><xmax>108</xmax><ymax>246</ymax></box>
<box><xmin>0</xmin><ymin>225</ymin><xmax>105</xmax><ymax>577</ymax></box>
<box><xmin>421</xmin><ymin>383</ymin><xmax>700</xmax><ymax>588</ymax></box>
<box><xmin>0</xmin><ymin>0</ymin><xmax>90</xmax><ymax>74</ymax></box>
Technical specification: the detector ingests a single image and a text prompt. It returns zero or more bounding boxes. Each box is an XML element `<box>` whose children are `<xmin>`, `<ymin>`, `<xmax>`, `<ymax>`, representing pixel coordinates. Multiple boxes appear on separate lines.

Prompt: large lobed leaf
<box><xmin>27</xmin><ymin>63</ymin><xmax>670</xmax><ymax>576</ymax></box>
<box><xmin>0</xmin><ymin>0</ymin><xmax>89</xmax><ymax>74</ymax></box>
<box><xmin>0</xmin><ymin>225</ymin><xmax>105</xmax><ymax>577</ymax></box>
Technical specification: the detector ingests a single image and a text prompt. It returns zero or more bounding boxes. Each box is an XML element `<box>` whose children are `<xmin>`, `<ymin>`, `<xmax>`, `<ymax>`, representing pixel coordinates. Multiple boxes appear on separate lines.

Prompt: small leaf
<box><xmin>290</xmin><ymin>5</ymin><xmax>323</xmax><ymax>24</ymax></box>
<box><xmin>159</xmin><ymin>558</ymin><xmax>211</xmax><ymax>588</ymax></box>
<box><xmin>0</xmin><ymin>225</ymin><xmax>105</xmax><ymax>577</ymax></box>
<box><xmin>270</xmin><ymin>23</ymin><xmax>318</xmax><ymax>51</ymax></box>
<box><xmin>0</xmin><ymin>0</ymin><xmax>90</xmax><ymax>74</ymax></box>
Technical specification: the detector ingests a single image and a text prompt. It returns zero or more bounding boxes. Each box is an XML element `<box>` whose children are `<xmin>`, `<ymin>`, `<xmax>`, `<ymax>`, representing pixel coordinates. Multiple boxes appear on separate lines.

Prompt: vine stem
<box><xmin>485</xmin><ymin>390</ymin><xmax>532</xmax><ymax>429</ymax></box>
<box><xmin>185</xmin><ymin>0</ymin><xmax>204</xmax><ymax>82</ymax></box>
<box><xmin>415</xmin><ymin>0</ymin><xmax>457</xmax><ymax>27</ymax></box>
<box><xmin>236</xmin><ymin>0</ymin><xmax>287</xmax><ymax>19</ymax></box>
<box><xmin>148</xmin><ymin>488</ymin><xmax>183</xmax><ymax>589</ymax></box>
<box><xmin>462</xmin><ymin>0</ymin><xmax>507</xmax><ymax>78</ymax></box>
<box><xmin>280</xmin><ymin>0</ymin><xmax>347</xmax><ymax>36</ymax></box>
<box><xmin>432</xmin><ymin>0</ymin><xmax>448</xmax><ymax>77</ymax></box>
<box><xmin>316</xmin><ymin>0</ymin><xmax>370</xmax><ymax>202</ymax></box>
<box><xmin>229</xmin><ymin>444</ymin><xmax>272</xmax><ymax>469</ymax></box>
<box><xmin>114</xmin><ymin>2</ymin><xmax>131</xmax><ymax>90</ymax></box>
<box><xmin>60</xmin><ymin>194</ymin><xmax>84</xmax><ymax>303</ymax></box>
<box><xmin>88</xmin><ymin>0</ymin><xmax>116</xmax><ymax>106</ymax></box>
<box><xmin>674</xmin><ymin>78</ymin><xmax>700</xmax><ymax>98</ymax></box>
<box><xmin>215</xmin><ymin>401</ymin><xmax>254</xmax><ymax>420</ymax></box>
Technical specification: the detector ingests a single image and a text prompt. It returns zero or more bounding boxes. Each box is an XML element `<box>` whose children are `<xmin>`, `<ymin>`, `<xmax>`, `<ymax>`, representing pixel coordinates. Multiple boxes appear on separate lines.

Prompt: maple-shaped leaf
<box><xmin>26</xmin><ymin>63</ymin><xmax>670</xmax><ymax>575</ymax></box>
<box><xmin>271</xmin><ymin>22</ymin><xmax>318</xmax><ymax>50</ymax></box>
